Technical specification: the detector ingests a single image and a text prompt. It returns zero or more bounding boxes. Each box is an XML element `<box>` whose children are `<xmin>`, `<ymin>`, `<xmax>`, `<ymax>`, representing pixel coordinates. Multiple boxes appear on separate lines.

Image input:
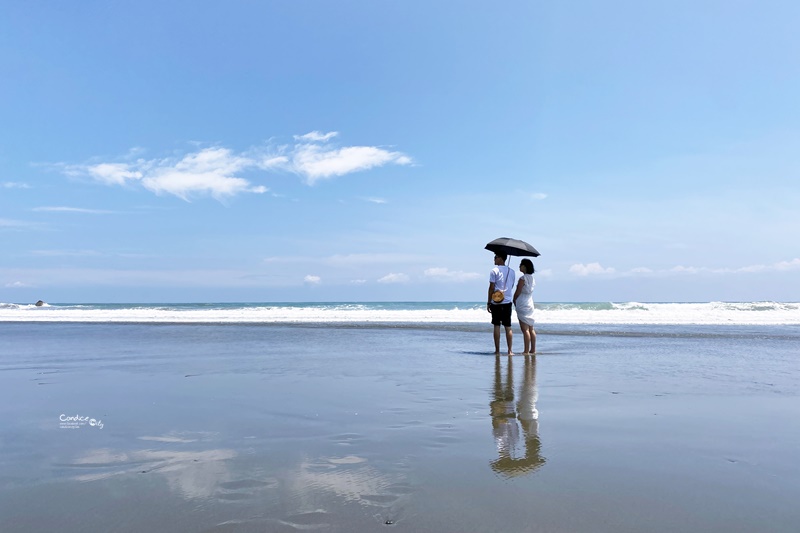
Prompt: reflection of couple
<box><xmin>489</xmin><ymin>355</ymin><xmax>544</xmax><ymax>477</ymax></box>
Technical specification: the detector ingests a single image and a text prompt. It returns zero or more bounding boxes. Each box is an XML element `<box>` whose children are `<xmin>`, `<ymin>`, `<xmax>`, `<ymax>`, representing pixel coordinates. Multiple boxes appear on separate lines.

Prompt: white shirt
<box><xmin>490</xmin><ymin>266</ymin><xmax>516</xmax><ymax>305</ymax></box>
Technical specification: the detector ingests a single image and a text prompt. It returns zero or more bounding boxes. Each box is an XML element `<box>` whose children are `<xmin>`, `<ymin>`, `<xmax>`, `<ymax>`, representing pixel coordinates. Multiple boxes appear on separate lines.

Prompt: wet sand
<box><xmin>1</xmin><ymin>323</ymin><xmax>799</xmax><ymax>532</ymax></box>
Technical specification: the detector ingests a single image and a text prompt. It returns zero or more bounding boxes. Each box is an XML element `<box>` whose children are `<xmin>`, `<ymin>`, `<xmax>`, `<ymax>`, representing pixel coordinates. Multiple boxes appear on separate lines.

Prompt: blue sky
<box><xmin>2</xmin><ymin>1</ymin><xmax>799</xmax><ymax>303</ymax></box>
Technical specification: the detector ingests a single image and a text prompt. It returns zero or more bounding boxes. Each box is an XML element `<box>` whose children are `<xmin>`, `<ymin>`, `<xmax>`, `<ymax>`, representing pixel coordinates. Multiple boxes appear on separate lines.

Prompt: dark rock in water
<box><xmin>35</xmin><ymin>300</ymin><xmax>45</xmax><ymax>307</ymax></box>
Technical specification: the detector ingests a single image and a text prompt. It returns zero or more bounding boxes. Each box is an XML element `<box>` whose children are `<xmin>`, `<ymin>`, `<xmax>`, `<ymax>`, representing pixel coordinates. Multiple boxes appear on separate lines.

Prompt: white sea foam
<box><xmin>1</xmin><ymin>302</ymin><xmax>799</xmax><ymax>325</ymax></box>
<box><xmin>542</xmin><ymin>301</ymin><xmax>800</xmax><ymax>325</ymax></box>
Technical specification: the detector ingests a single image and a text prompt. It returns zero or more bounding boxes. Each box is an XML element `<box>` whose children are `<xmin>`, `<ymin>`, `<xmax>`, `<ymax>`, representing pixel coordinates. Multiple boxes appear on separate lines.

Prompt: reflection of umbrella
<box><xmin>485</xmin><ymin>237</ymin><xmax>540</xmax><ymax>257</ymax></box>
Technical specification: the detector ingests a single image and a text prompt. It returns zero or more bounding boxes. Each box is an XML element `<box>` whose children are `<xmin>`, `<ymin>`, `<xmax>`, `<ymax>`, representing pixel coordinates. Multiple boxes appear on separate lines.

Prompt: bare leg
<box><xmin>505</xmin><ymin>326</ymin><xmax>513</xmax><ymax>355</ymax></box>
<box><xmin>493</xmin><ymin>325</ymin><xmax>501</xmax><ymax>354</ymax></box>
<box><xmin>530</xmin><ymin>325</ymin><xmax>537</xmax><ymax>354</ymax></box>
<box><xmin>519</xmin><ymin>320</ymin><xmax>531</xmax><ymax>354</ymax></box>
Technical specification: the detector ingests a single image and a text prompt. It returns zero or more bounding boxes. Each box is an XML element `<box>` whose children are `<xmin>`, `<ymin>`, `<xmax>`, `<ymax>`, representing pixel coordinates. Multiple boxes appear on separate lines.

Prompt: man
<box><xmin>487</xmin><ymin>253</ymin><xmax>515</xmax><ymax>355</ymax></box>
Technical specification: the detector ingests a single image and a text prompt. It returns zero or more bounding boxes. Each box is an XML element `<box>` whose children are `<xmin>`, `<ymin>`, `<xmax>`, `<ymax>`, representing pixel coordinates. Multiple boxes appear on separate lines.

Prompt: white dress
<box><xmin>514</xmin><ymin>273</ymin><xmax>535</xmax><ymax>326</ymax></box>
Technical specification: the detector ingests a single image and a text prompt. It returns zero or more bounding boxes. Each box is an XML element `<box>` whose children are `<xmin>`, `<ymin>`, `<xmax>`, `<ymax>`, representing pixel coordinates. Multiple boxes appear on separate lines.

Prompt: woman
<box><xmin>512</xmin><ymin>258</ymin><xmax>537</xmax><ymax>355</ymax></box>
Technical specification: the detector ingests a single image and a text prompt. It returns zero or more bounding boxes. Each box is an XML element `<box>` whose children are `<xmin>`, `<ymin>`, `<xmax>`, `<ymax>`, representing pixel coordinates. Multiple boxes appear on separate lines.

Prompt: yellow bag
<box><xmin>491</xmin><ymin>266</ymin><xmax>511</xmax><ymax>303</ymax></box>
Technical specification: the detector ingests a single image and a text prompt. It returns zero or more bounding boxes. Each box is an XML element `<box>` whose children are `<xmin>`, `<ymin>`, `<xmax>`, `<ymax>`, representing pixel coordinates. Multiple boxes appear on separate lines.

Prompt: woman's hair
<box><xmin>520</xmin><ymin>258</ymin><xmax>535</xmax><ymax>274</ymax></box>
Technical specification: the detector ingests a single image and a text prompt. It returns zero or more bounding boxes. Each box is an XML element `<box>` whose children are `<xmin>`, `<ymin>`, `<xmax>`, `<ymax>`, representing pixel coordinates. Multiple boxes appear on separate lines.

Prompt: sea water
<box><xmin>2</xmin><ymin>300</ymin><xmax>799</xmax><ymax>325</ymax></box>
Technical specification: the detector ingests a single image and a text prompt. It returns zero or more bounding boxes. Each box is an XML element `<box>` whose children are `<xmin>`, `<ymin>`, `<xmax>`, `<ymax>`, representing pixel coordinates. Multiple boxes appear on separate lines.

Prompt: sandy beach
<box><xmin>1</xmin><ymin>321</ymin><xmax>799</xmax><ymax>532</ymax></box>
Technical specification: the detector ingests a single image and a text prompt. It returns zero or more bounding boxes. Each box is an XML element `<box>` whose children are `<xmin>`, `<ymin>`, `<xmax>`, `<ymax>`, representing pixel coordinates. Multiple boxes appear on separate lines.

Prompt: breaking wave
<box><xmin>1</xmin><ymin>301</ymin><xmax>799</xmax><ymax>325</ymax></box>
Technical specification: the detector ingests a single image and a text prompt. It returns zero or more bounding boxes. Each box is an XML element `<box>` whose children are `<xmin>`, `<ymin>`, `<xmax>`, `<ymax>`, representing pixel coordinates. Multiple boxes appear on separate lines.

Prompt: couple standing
<box><xmin>487</xmin><ymin>252</ymin><xmax>536</xmax><ymax>355</ymax></box>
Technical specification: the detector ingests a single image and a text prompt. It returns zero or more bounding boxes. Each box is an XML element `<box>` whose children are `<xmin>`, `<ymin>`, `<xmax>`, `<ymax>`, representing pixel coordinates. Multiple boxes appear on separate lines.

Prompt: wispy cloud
<box><xmin>531</xmin><ymin>192</ymin><xmax>547</xmax><ymax>200</ymax></box>
<box><xmin>569</xmin><ymin>258</ymin><xmax>800</xmax><ymax>278</ymax></box>
<box><xmin>326</xmin><ymin>253</ymin><xmax>423</xmax><ymax>265</ymax></box>
<box><xmin>666</xmin><ymin>258</ymin><xmax>800</xmax><ymax>275</ymax></box>
<box><xmin>30</xmin><ymin>249</ymin><xmax>102</xmax><ymax>257</ymax></box>
<box><xmin>4</xmin><ymin>281</ymin><xmax>32</xmax><ymax>288</ymax></box>
<box><xmin>57</xmin><ymin>132</ymin><xmax>411</xmax><ymax>200</ymax></box>
<box><xmin>86</xmin><ymin>163</ymin><xmax>143</xmax><ymax>185</ymax></box>
<box><xmin>294</xmin><ymin>131</ymin><xmax>339</xmax><ymax>142</ymax></box>
<box><xmin>423</xmin><ymin>267</ymin><xmax>480</xmax><ymax>282</ymax></box>
<box><xmin>33</xmin><ymin>206</ymin><xmax>113</xmax><ymax>214</ymax></box>
<box><xmin>569</xmin><ymin>263</ymin><xmax>616</xmax><ymax>276</ymax></box>
<box><xmin>304</xmin><ymin>275</ymin><xmax>321</xmax><ymax>284</ymax></box>
<box><xmin>0</xmin><ymin>218</ymin><xmax>40</xmax><ymax>229</ymax></box>
<box><xmin>377</xmin><ymin>273</ymin><xmax>409</xmax><ymax>283</ymax></box>
<box><xmin>0</xmin><ymin>267</ymin><xmax>312</xmax><ymax>288</ymax></box>
<box><xmin>2</xmin><ymin>182</ymin><xmax>31</xmax><ymax>189</ymax></box>
<box><xmin>264</xmin><ymin>253</ymin><xmax>426</xmax><ymax>266</ymax></box>
<box><xmin>361</xmin><ymin>197</ymin><xmax>387</xmax><ymax>204</ymax></box>
<box><xmin>288</xmin><ymin>142</ymin><xmax>411</xmax><ymax>185</ymax></box>
<box><xmin>775</xmin><ymin>258</ymin><xmax>800</xmax><ymax>271</ymax></box>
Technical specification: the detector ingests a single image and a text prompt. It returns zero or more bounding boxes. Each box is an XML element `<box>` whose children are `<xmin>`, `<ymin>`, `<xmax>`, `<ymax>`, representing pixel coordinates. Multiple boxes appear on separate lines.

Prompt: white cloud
<box><xmin>569</xmin><ymin>263</ymin><xmax>616</xmax><ymax>276</ymax></box>
<box><xmin>2</xmin><ymin>182</ymin><xmax>31</xmax><ymax>189</ymax></box>
<box><xmin>377</xmin><ymin>273</ymin><xmax>409</xmax><ymax>283</ymax></box>
<box><xmin>304</xmin><ymin>275</ymin><xmax>321</xmax><ymax>284</ymax></box>
<box><xmin>65</xmin><ymin>147</ymin><xmax>263</xmax><ymax>201</ymax></box>
<box><xmin>141</xmin><ymin>148</ymin><xmax>261</xmax><ymax>201</ymax></box>
<box><xmin>350</xmin><ymin>279</ymin><xmax>367</xmax><ymax>284</ymax></box>
<box><xmin>59</xmin><ymin>133</ymin><xmax>410</xmax><ymax>201</ymax></box>
<box><xmin>33</xmin><ymin>206</ymin><xmax>113</xmax><ymax>214</ymax></box>
<box><xmin>361</xmin><ymin>197</ymin><xmax>387</xmax><ymax>204</ymax></box>
<box><xmin>290</xmin><ymin>144</ymin><xmax>411</xmax><ymax>185</ymax></box>
<box><xmin>423</xmin><ymin>267</ymin><xmax>480</xmax><ymax>282</ymax></box>
<box><xmin>774</xmin><ymin>258</ymin><xmax>800</xmax><ymax>271</ymax></box>
<box><xmin>87</xmin><ymin>163</ymin><xmax>143</xmax><ymax>185</ymax></box>
<box><xmin>142</xmin><ymin>170</ymin><xmax>253</xmax><ymax>200</ymax></box>
<box><xmin>737</xmin><ymin>264</ymin><xmax>767</xmax><ymax>273</ymax></box>
<box><xmin>175</xmin><ymin>147</ymin><xmax>250</xmax><ymax>176</ymax></box>
<box><xmin>670</xmin><ymin>265</ymin><xmax>699</xmax><ymax>274</ymax></box>
<box><xmin>531</xmin><ymin>192</ymin><xmax>547</xmax><ymax>200</ymax></box>
<box><xmin>600</xmin><ymin>258</ymin><xmax>800</xmax><ymax>278</ymax></box>
<box><xmin>4</xmin><ymin>281</ymin><xmax>31</xmax><ymax>288</ymax></box>
<box><xmin>259</xmin><ymin>155</ymin><xmax>289</xmax><ymax>169</ymax></box>
<box><xmin>294</xmin><ymin>131</ymin><xmax>339</xmax><ymax>142</ymax></box>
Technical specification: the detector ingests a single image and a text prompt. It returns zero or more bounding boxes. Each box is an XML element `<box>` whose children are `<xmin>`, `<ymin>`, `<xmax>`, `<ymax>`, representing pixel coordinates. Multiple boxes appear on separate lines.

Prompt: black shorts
<box><xmin>490</xmin><ymin>303</ymin><xmax>512</xmax><ymax>328</ymax></box>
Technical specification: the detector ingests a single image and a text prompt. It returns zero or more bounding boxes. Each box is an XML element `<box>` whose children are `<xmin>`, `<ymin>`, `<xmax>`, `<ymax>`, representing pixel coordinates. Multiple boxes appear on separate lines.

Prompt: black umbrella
<box><xmin>485</xmin><ymin>237</ymin><xmax>540</xmax><ymax>257</ymax></box>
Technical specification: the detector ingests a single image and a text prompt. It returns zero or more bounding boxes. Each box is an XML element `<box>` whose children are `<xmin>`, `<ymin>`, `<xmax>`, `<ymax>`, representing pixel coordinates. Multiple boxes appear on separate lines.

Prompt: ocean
<box><xmin>2</xmin><ymin>300</ymin><xmax>800</xmax><ymax>326</ymax></box>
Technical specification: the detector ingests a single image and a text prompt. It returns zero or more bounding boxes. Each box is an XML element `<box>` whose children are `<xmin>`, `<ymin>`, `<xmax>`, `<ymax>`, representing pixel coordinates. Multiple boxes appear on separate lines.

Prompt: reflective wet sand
<box><xmin>1</xmin><ymin>323</ymin><xmax>799</xmax><ymax>532</ymax></box>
